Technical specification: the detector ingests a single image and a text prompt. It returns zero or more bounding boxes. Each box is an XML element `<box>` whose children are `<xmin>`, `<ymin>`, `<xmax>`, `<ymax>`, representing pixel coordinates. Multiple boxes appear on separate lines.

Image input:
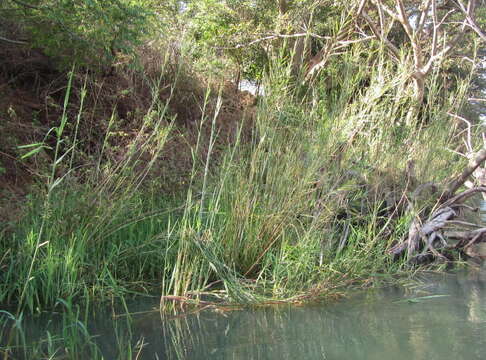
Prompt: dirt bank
<box><xmin>0</xmin><ymin>43</ymin><xmax>256</xmax><ymax>225</ymax></box>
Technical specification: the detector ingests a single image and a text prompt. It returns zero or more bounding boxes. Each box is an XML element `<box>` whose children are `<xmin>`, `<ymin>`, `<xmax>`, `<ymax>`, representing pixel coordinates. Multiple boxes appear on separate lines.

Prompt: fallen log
<box><xmin>389</xmin><ymin>147</ymin><xmax>486</xmax><ymax>263</ymax></box>
<box><xmin>389</xmin><ymin>207</ymin><xmax>456</xmax><ymax>257</ymax></box>
<box><xmin>441</xmin><ymin>149</ymin><xmax>486</xmax><ymax>201</ymax></box>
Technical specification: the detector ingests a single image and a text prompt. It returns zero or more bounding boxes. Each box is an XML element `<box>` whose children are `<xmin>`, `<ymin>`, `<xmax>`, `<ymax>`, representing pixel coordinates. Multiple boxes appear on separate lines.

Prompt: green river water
<box><xmin>4</xmin><ymin>266</ymin><xmax>485</xmax><ymax>359</ymax></box>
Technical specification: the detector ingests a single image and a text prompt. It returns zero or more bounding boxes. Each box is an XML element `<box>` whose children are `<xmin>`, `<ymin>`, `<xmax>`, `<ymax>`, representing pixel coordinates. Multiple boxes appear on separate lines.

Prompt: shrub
<box><xmin>3</xmin><ymin>0</ymin><xmax>155</xmax><ymax>69</ymax></box>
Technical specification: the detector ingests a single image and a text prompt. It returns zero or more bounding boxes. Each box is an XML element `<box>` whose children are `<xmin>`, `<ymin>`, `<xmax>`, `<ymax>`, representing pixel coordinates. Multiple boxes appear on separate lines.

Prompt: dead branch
<box><xmin>0</xmin><ymin>35</ymin><xmax>27</xmax><ymax>45</ymax></box>
<box><xmin>390</xmin><ymin>128</ymin><xmax>486</xmax><ymax>261</ymax></box>
<box><xmin>217</xmin><ymin>32</ymin><xmax>330</xmax><ymax>50</ymax></box>
<box><xmin>456</xmin><ymin>0</ymin><xmax>486</xmax><ymax>42</ymax></box>
<box><xmin>442</xmin><ymin>150</ymin><xmax>486</xmax><ymax>200</ymax></box>
<box><xmin>359</xmin><ymin>9</ymin><xmax>400</xmax><ymax>59</ymax></box>
<box><xmin>442</xmin><ymin>186</ymin><xmax>486</xmax><ymax>207</ymax></box>
<box><xmin>356</xmin><ymin>0</ymin><xmax>482</xmax><ymax>106</ymax></box>
<box><xmin>389</xmin><ymin>206</ymin><xmax>456</xmax><ymax>256</ymax></box>
<box><xmin>417</xmin><ymin>0</ymin><xmax>433</xmax><ymax>34</ymax></box>
<box><xmin>444</xmin><ymin>228</ymin><xmax>486</xmax><ymax>240</ymax></box>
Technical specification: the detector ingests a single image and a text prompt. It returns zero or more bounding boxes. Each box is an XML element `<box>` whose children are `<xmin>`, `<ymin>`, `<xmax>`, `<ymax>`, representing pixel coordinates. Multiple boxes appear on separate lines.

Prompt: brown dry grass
<box><xmin>0</xmin><ymin>42</ymin><xmax>256</xmax><ymax>225</ymax></box>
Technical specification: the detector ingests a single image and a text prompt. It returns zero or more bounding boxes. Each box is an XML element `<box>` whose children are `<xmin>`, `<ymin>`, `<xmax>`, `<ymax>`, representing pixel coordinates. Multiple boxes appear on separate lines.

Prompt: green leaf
<box><xmin>20</xmin><ymin>146</ymin><xmax>45</xmax><ymax>159</ymax></box>
<box><xmin>17</xmin><ymin>142</ymin><xmax>45</xmax><ymax>149</ymax></box>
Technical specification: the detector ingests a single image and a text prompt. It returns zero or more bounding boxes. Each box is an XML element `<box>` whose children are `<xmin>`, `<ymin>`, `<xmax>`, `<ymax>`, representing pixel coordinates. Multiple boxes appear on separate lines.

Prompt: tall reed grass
<box><xmin>0</xmin><ymin>44</ymin><xmax>475</xmax><ymax>358</ymax></box>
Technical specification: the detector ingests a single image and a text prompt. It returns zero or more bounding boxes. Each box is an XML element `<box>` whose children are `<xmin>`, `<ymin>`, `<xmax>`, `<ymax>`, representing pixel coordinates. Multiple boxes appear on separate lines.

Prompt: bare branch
<box><xmin>421</xmin><ymin>43</ymin><xmax>453</xmax><ymax>75</ymax></box>
<box><xmin>218</xmin><ymin>29</ymin><xmax>366</xmax><ymax>52</ymax></box>
<box><xmin>443</xmin><ymin>149</ymin><xmax>486</xmax><ymax>200</ymax></box>
<box><xmin>371</xmin><ymin>0</ymin><xmax>400</xmax><ymax>22</ymax></box>
<box><xmin>215</xmin><ymin>32</ymin><xmax>330</xmax><ymax>50</ymax></box>
<box><xmin>417</xmin><ymin>0</ymin><xmax>433</xmax><ymax>34</ymax></box>
<box><xmin>375</xmin><ymin>1</ymin><xmax>385</xmax><ymax>37</ymax></box>
<box><xmin>442</xmin><ymin>186</ymin><xmax>486</xmax><ymax>207</ymax></box>
<box><xmin>9</xmin><ymin>0</ymin><xmax>41</xmax><ymax>10</ymax></box>
<box><xmin>438</xmin><ymin>9</ymin><xmax>457</xmax><ymax>28</ymax></box>
<box><xmin>456</xmin><ymin>0</ymin><xmax>486</xmax><ymax>41</ymax></box>
<box><xmin>360</xmin><ymin>10</ymin><xmax>401</xmax><ymax>59</ymax></box>
<box><xmin>357</xmin><ymin>0</ymin><xmax>368</xmax><ymax>16</ymax></box>
<box><xmin>356</xmin><ymin>0</ymin><xmax>482</xmax><ymax>106</ymax></box>
<box><xmin>0</xmin><ymin>35</ymin><xmax>27</xmax><ymax>45</ymax></box>
<box><xmin>431</xmin><ymin>0</ymin><xmax>438</xmax><ymax>57</ymax></box>
<box><xmin>395</xmin><ymin>0</ymin><xmax>414</xmax><ymax>39</ymax></box>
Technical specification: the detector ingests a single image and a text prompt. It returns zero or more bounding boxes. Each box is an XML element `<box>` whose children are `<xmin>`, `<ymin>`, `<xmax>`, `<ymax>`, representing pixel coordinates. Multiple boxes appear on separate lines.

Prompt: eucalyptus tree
<box><xmin>353</xmin><ymin>0</ymin><xmax>486</xmax><ymax>106</ymax></box>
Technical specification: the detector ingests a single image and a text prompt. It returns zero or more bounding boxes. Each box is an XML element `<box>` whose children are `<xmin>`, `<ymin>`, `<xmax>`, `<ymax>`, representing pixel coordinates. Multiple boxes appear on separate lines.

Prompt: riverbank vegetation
<box><xmin>1</xmin><ymin>0</ymin><xmax>486</xmax><ymax>358</ymax></box>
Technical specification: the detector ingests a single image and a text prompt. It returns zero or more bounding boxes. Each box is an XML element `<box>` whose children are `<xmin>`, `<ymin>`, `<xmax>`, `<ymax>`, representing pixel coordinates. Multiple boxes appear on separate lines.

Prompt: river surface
<box><xmin>2</xmin><ymin>266</ymin><xmax>486</xmax><ymax>359</ymax></box>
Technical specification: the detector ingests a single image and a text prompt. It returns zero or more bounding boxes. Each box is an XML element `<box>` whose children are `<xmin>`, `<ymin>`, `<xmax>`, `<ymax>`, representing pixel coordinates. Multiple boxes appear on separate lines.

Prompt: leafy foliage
<box><xmin>4</xmin><ymin>0</ymin><xmax>155</xmax><ymax>68</ymax></box>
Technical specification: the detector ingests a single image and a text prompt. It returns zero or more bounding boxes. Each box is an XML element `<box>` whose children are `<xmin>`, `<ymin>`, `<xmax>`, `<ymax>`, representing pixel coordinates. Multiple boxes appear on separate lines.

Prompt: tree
<box><xmin>354</xmin><ymin>0</ymin><xmax>486</xmax><ymax>106</ymax></box>
<box><xmin>0</xmin><ymin>0</ymin><xmax>154</xmax><ymax>68</ymax></box>
<box><xmin>179</xmin><ymin>0</ymin><xmax>346</xmax><ymax>81</ymax></box>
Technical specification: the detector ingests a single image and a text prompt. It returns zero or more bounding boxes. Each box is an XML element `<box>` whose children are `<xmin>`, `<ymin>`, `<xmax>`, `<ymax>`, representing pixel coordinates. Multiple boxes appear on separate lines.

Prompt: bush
<box><xmin>3</xmin><ymin>0</ymin><xmax>154</xmax><ymax>69</ymax></box>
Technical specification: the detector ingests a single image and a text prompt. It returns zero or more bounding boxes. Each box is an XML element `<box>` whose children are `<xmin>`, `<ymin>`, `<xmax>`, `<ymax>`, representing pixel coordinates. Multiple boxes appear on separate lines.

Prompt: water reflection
<box><xmin>92</xmin><ymin>268</ymin><xmax>486</xmax><ymax>359</ymax></box>
<box><xmin>3</xmin><ymin>268</ymin><xmax>486</xmax><ymax>359</ymax></box>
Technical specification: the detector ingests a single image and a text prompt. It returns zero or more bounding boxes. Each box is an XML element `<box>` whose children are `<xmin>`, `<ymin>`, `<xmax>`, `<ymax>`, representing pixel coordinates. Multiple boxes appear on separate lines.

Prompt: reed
<box><xmin>0</xmin><ymin>45</ymin><xmax>475</xmax><ymax>358</ymax></box>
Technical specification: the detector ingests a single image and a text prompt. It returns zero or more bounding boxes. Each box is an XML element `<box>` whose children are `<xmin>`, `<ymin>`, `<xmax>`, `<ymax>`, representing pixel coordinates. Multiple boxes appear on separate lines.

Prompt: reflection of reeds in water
<box><xmin>3</xmin><ymin>271</ymin><xmax>486</xmax><ymax>359</ymax></box>
<box><xmin>157</xmin><ymin>273</ymin><xmax>486</xmax><ymax>360</ymax></box>
<box><xmin>467</xmin><ymin>289</ymin><xmax>486</xmax><ymax>324</ymax></box>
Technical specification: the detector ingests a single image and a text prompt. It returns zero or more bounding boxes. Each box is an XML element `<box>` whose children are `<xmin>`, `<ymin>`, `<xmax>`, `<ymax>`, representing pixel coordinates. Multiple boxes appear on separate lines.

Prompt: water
<box><xmin>239</xmin><ymin>79</ymin><xmax>264</xmax><ymax>96</ymax></box>
<box><xmin>2</xmin><ymin>268</ymin><xmax>486</xmax><ymax>359</ymax></box>
<box><xmin>480</xmin><ymin>199</ymin><xmax>486</xmax><ymax>223</ymax></box>
<box><xmin>136</xmin><ymin>269</ymin><xmax>486</xmax><ymax>360</ymax></box>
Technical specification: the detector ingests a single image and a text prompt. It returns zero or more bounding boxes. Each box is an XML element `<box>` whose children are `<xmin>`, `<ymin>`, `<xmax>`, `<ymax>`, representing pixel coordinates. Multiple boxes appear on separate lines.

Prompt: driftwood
<box><xmin>388</xmin><ymin>134</ymin><xmax>486</xmax><ymax>263</ymax></box>
<box><xmin>389</xmin><ymin>207</ymin><xmax>456</xmax><ymax>257</ymax></box>
<box><xmin>441</xmin><ymin>149</ymin><xmax>486</xmax><ymax>201</ymax></box>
